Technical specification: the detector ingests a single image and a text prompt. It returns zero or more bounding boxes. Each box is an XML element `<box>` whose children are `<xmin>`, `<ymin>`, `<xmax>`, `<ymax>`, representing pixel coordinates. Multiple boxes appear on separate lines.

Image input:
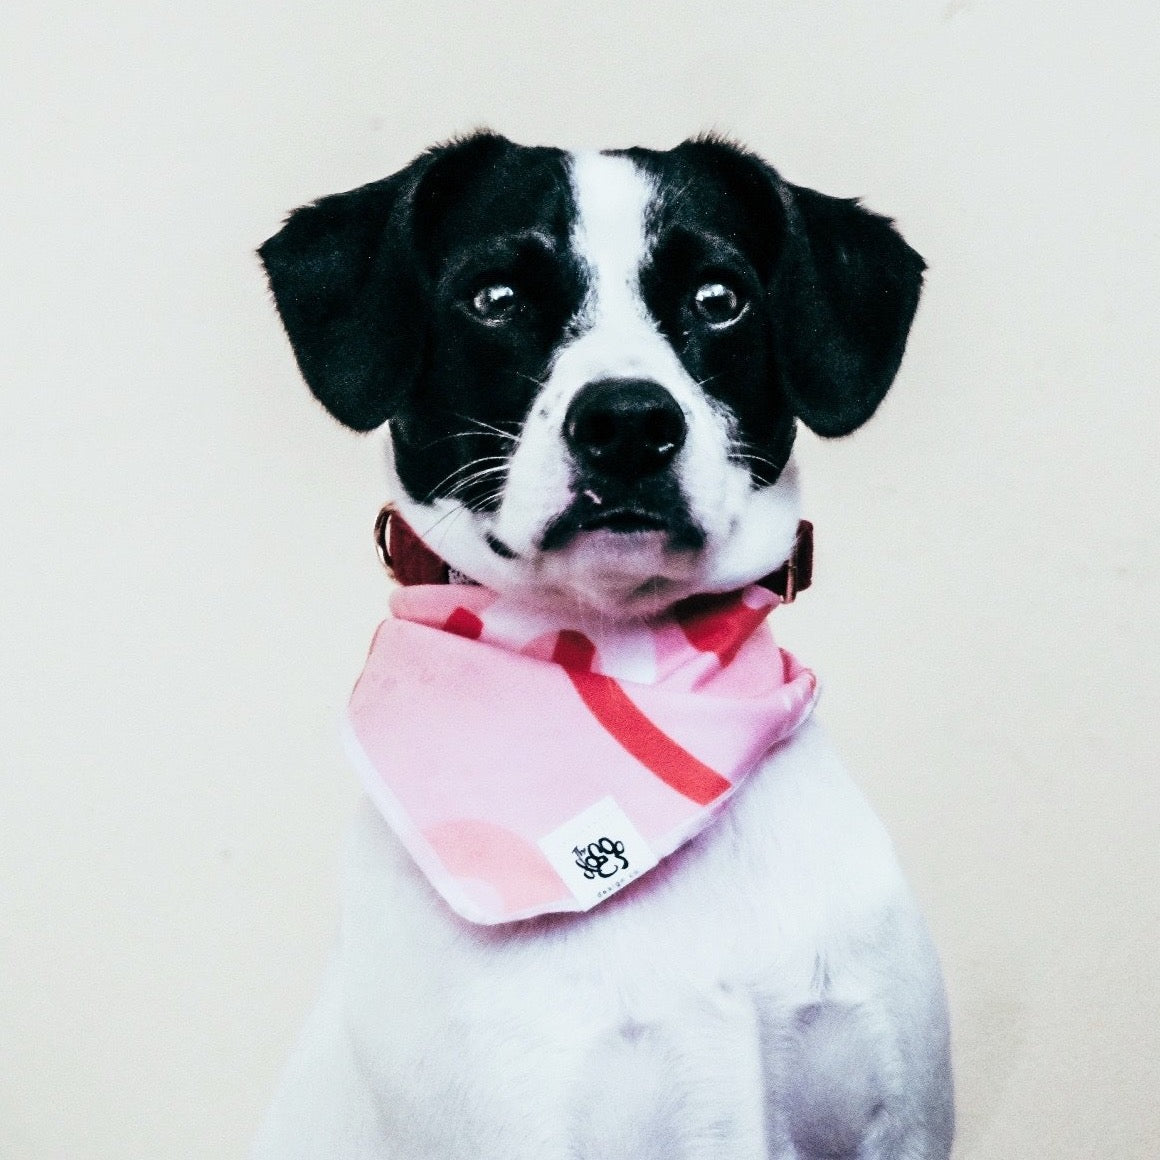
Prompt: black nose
<box><xmin>563</xmin><ymin>379</ymin><xmax>687</xmax><ymax>480</ymax></box>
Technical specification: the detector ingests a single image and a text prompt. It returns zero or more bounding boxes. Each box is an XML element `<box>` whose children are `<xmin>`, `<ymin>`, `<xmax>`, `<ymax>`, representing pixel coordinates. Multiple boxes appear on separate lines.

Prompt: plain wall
<box><xmin>3</xmin><ymin>1</ymin><xmax>1158</xmax><ymax>1156</ymax></box>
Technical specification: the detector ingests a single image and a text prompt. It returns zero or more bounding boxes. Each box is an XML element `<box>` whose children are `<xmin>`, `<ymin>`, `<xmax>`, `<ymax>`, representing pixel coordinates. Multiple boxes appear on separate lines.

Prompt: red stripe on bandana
<box><xmin>676</xmin><ymin>595</ymin><xmax>771</xmax><ymax>667</ymax></box>
<box><xmin>552</xmin><ymin>630</ymin><xmax>732</xmax><ymax>806</ymax></box>
<box><xmin>444</xmin><ymin>607</ymin><xmax>485</xmax><ymax>639</ymax></box>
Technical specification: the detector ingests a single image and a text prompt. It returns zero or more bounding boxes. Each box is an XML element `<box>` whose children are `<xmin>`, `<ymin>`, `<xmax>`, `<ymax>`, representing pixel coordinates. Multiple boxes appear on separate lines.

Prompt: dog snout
<box><xmin>563</xmin><ymin>379</ymin><xmax>687</xmax><ymax>481</ymax></box>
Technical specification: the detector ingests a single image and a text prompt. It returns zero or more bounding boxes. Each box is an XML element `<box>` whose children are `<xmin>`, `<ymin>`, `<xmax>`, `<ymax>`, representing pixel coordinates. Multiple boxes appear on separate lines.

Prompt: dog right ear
<box><xmin>258</xmin><ymin>165</ymin><xmax>430</xmax><ymax>431</ymax></box>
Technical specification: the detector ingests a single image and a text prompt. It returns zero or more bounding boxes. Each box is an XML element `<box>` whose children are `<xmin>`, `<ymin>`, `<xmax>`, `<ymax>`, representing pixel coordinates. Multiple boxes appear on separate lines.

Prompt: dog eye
<box><xmin>470</xmin><ymin>283</ymin><xmax>518</xmax><ymax>322</ymax></box>
<box><xmin>692</xmin><ymin>281</ymin><xmax>746</xmax><ymax>327</ymax></box>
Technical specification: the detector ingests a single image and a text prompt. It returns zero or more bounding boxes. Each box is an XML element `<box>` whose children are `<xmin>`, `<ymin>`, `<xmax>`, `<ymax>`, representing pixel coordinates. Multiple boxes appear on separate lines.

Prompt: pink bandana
<box><xmin>344</xmin><ymin>584</ymin><xmax>818</xmax><ymax>925</ymax></box>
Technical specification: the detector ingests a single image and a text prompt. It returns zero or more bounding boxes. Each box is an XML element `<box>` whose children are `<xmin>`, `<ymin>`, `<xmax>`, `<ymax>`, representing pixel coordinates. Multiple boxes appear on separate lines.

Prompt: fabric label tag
<box><xmin>538</xmin><ymin>796</ymin><xmax>659</xmax><ymax>909</ymax></box>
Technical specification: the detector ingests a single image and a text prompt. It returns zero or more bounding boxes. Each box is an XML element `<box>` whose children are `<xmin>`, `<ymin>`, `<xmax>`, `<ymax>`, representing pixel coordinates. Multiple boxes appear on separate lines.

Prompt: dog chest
<box><xmin>334</xmin><ymin>724</ymin><xmax>920</xmax><ymax>1156</ymax></box>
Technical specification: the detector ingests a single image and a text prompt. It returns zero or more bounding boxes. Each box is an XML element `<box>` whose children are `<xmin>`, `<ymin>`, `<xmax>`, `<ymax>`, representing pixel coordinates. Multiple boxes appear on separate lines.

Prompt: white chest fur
<box><xmin>253</xmin><ymin>720</ymin><xmax>953</xmax><ymax>1160</ymax></box>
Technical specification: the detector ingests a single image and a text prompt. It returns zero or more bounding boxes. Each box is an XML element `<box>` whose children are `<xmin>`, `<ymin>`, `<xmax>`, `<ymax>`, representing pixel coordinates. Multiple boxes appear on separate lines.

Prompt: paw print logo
<box><xmin>573</xmin><ymin>837</ymin><xmax>630</xmax><ymax>880</ymax></box>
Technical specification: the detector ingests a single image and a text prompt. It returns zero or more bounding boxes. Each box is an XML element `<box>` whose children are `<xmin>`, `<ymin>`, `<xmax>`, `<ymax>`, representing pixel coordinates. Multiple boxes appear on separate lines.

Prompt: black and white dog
<box><xmin>254</xmin><ymin>132</ymin><xmax>953</xmax><ymax>1159</ymax></box>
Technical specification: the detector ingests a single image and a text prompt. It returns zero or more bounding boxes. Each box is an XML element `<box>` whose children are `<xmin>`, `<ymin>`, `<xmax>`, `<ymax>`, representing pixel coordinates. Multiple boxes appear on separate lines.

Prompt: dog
<box><xmin>253</xmin><ymin>131</ymin><xmax>953</xmax><ymax>1159</ymax></box>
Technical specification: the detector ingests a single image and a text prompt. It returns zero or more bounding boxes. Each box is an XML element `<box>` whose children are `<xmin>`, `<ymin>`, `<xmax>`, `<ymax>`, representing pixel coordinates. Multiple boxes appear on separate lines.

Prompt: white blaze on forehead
<box><xmin>568</xmin><ymin>151</ymin><xmax>657</xmax><ymax>334</ymax></box>
<box><xmin>557</xmin><ymin>151</ymin><xmax>691</xmax><ymax>390</ymax></box>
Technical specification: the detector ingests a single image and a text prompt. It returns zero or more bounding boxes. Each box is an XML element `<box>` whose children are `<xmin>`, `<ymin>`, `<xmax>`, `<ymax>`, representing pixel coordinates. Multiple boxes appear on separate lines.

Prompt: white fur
<box><xmin>254</xmin><ymin>151</ymin><xmax>953</xmax><ymax>1158</ymax></box>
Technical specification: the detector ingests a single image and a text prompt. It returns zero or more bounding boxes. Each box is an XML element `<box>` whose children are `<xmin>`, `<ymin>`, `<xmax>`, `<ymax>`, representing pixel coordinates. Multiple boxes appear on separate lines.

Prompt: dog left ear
<box><xmin>259</xmin><ymin>132</ymin><xmax>516</xmax><ymax>431</ymax></box>
<box><xmin>771</xmin><ymin>181</ymin><xmax>926</xmax><ymax>438</ymax></box>
<box><xmin>259</xmin><ymin>163</ymin><xmax>433</xmax><ymax>431</ymax></box>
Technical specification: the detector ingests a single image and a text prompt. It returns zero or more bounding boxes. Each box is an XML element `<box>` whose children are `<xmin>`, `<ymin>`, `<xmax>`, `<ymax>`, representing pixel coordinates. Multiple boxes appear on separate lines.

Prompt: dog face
<box><xmin>260</xmin><ymin>133</ymin><xmax>924</xmax><ymax>617</ymax></box>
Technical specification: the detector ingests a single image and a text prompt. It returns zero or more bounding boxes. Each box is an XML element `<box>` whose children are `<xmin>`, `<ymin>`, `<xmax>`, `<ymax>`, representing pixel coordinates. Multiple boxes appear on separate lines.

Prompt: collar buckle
<box><xmin>762</xmin><ymin>520</ymin><xmax>814</xmax><ymax>603</ymax></box>
<box><xmin>374</xmin><ymin>503</ymin><xmax>451</xmax><ymax>586</ymax></box>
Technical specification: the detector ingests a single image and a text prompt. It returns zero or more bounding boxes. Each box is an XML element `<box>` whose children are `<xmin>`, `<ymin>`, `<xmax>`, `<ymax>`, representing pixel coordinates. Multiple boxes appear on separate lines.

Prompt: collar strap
<box><xmin>374</xmin><ymin>505</ymin><xmax>813</xmax><ymax>603</ymax></box>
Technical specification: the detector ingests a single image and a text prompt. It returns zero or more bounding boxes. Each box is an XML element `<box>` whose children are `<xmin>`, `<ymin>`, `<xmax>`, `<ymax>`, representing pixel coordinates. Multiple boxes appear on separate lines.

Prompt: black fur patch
<box><xmin>624</xmin><ymin>137</ymin><xmax>925</xmax><ymax>449</ymax></box>
<box><xmin>260</xmin><ymin>132</ymin><xmax>584</xmax><ymax>512</ymax></box>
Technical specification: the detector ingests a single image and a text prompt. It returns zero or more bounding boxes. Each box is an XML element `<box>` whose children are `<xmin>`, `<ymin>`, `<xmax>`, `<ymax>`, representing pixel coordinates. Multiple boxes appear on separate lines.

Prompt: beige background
<box><xmin>3</xmin><ymin>0</ymin><xmax>1158</xmax><ymax>1156</ymax></box>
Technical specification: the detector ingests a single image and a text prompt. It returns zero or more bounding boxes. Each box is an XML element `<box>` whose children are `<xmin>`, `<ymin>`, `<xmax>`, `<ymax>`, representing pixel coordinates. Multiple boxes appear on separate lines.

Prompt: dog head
<box><xmin>260</xmin><ymin>132</ymin><xmax>924</xmax><ymax>618</ymax></box>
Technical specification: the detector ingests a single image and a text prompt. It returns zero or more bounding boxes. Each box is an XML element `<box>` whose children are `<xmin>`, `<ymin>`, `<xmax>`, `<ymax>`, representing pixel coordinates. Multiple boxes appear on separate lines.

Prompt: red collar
<box><xmin>373</xmin><ymin>506</ymin><xmax>813</xmax><ymax>603</ymax></box>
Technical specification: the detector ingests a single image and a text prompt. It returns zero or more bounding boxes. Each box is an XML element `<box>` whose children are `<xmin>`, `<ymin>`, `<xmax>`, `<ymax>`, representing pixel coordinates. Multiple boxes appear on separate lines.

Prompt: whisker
<box><xmin>449</xmin><ymin>414</ymin><xmax>522</xmax><ymax>443</ymax></box>
<box><xmin>730</xmin><ymin>451</ymin><xmax>781</xmax><ymax>487</ymax></box>
<box><xmin>442</xmin><ymin>474</ymin><xmax>509</xmax><ymax>503</ymax></box>
<box><xmin>442</xmin><ymin>464</ymin><xmax>511</xmax><ymax>487</ymax></box>
<box><xmin>461</xmin><ymin>487</ymin><xmax>506</xmax><ymax>513</ymax></box>
<box><xmin>726</xmin><ymin>435</ymin><xmax>789</xmax><ymax>488</ymax></box>
<box><xmin>439</xmin><ymin>466</ymin><xmax>511</xmax><ymax>504</ymax></box>
<box><xmin>424</xmin><ymin>484</ymin><xmax>506</xmax><ymax>555</ymax></box>
<box><xmin>417</xmin><ymin>430</ymin><xmax>508</xmax><ymax>450</ymax></box>
<box><xmin>423</xmin><ymin>456</ymin><xmax>512</xmax><ymax>498</ymax></box>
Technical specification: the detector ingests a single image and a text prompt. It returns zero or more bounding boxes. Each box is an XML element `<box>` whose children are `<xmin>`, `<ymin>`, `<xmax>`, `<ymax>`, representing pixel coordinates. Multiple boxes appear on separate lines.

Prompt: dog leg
<box><xmin>567</xmin><ymin>985</ymin><xmax>771</xmax><ymax>1160</ymax></box>
<box><xmin>251</xmin><ymin>958</ymin><xmax>389</xmax><ymax>1160</ymax></box>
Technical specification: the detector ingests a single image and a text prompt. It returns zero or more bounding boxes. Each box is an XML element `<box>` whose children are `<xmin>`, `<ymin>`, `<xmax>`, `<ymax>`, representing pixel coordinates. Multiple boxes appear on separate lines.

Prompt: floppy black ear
<box><xmin>771</xmin><ymin>181</ymin><xmax>926</xmax><ymax>437</ymax></box>
<box><xmin>258</xmin><ymin>164</ymin><xmax>430</xmax><ymax>431</ymax></box>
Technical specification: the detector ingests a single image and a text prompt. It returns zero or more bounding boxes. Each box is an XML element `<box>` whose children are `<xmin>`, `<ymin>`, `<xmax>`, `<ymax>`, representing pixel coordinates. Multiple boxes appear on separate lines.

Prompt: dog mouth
<box><xmin>578</xmin><ymin>508</ymin><xmax>669</xmax><ymax>534</ymax></box>
<box><xmin>539</xmin><ymin>494</ymin><xmax>705</xmax><ymax>552</ymax></box>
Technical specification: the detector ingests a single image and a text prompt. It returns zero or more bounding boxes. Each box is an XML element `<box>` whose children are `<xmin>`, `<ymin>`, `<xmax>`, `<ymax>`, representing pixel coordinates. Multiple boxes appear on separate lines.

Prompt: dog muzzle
<box><xmin>343</xmin><ymin>540</ymin><xmax>819</xmax><ymax>924</ymax></box>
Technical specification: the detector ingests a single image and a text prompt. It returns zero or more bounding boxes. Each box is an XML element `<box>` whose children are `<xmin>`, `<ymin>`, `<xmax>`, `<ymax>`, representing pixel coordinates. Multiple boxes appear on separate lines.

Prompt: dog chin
<box><xmin>523</xmin><ymin>529</ymin><xmax>705</xmax><ymax>620</ymax></box>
